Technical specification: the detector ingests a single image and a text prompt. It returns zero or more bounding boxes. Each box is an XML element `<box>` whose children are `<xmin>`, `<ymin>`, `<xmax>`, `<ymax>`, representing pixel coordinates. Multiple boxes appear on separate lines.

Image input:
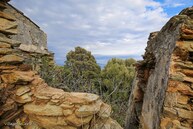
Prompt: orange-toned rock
<box><xmin>176</xmin><ymin>108</ymin><xmax>193</xmax><ymax>119</ymax></box>
<box><xmin>29</xmin><ymin>115</ymin><xmax>68</xmax><ymax>128</ymax></box>
<box><xmin>62</xmin><ymin>109</ymin><xmax>73</xmax><ymax>116</ymax></box>
<box><xmin>1</xmin><ymin>98</ymin><xmax>15</xmax><ymax>112</ymax></box>
<box><xmin>181</xmin><ymin>69</ymin><xmax>193</xmax><ymax>77</ymax></box>
<box><xmin>0</xmin><ymin>17</ymin><xmax>17</xmax><ymax>34</ymax></box>
<box><xmin>177</xmin><ymin>95</ymin><xmax>189</xmax><ymax>105</ymax></box>
<box><xmin>60</xmin><ymin>103</ymin><xmax>74</xmax><ymax>109</ymax></box>
<box><xmin>24</xmin><ymin>103</ymin><xmax>64</xmax><ymax>116</ymax></box>
<box><xmin>75</xmin><ymin>100</ymin><xmax>102</xmax><ymax>117</ymax></box>
<box><xmin>0</xmin><ymin>55</ymin><xmax>24</xmax><ymax>64</ymax></box>
<box><xmin>0</xmin><ymin>12</ymin><xmax>15</xmax><ymax>21</ymax></box>
<box><xmin>167</xmin><ymin>80</ymin><xmax>193</xmax><ymax>96</ymax></box>
<box><xmin>0</xmin><ymin>42</ymin><xmax>11</xmax><ymax>48</ymax></box>
<box><xmin>15</xmin><ymin>86</ymin><xmax>31</xmax><ymax>96</ymax></box>
<box><xmin>0</xmin><ymin>37</ymin><xmax>21</xmax><ymax>47</ymax></box>
<box><xmin>14</xmin><ymin>92</ymin><xmax>32</xmax><ymax>103</ymax></box>
<box><xmin>163</xmin><ymin>107</ymin><xmax>177</xmax><ymax>119</ymax></box>
<box><xmin>160</xmin><ymin>117</ymin><xmax>171</xmax><ymax>129</ymax></box>
<box><xmin>66</xmin><ymin>92</ymin><xmax>99</xmax><ymax>104</ymax></box>
<box><xmin>66</xmin><ymin>114</ymin><xmax>93</xmax><ymax>127</ymax></box>
<box><xmin>184</xmin><ymin>76</ymin><xmax>193</xmax><ymax>83</ymax></box>
<box><xmin>0</xmin><ymin>65</ymin><xmax>16</xmax><ymax>70</ymax></box>
<box><xmin>98</xmin><ymin>103</ymin><xmax>112</xmax><ymax>118</ymax></box>
<box><xmin>1</xmin><ymin>71</ymin><xmax>34</xmax><ymax>84</ymax></box>
<box><xmin>0</xmin><ymin>48</ymin><xmax>12</xmax><ymax>55</ymax></box>
<box><xmin>91</xmin><ymin>117</ymin><xmax>123</xmax><ymax>129</ymax></box>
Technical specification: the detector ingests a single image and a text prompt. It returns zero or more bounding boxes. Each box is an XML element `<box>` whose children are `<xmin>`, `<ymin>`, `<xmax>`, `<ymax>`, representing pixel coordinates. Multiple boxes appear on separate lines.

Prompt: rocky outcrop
<box><xmin>125</xmin><ymin>7</ymin><xmax>193</xmax><ymax>129</ymax></box>
<box><xmin>0</xmin><ymin>1</ymin><xmax>122</xmax><ymax>129</ymax></box>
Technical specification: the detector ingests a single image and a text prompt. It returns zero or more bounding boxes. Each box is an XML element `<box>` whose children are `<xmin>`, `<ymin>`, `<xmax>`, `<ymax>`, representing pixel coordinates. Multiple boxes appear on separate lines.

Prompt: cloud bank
<box><xmin>10</xmin><ymin>0</ymin><xmax>192</xmax><ymax>65</ymax></box>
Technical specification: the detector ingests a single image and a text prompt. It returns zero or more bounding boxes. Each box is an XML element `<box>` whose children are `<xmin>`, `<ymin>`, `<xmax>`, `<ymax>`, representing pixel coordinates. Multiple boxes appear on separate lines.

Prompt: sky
<box><xmin>10</xmin><ymin>0</ymin><xmax>193</xmax><ymax>66</ymax></box>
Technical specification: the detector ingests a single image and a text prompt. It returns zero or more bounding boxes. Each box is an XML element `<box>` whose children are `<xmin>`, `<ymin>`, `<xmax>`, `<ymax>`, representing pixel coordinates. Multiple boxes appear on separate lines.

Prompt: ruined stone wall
<box><xmin>4</xmin><ymin>3</ymin><xmax>47</xmax><ymax>48</ymax></box>
<box><xmin>0</xmin><ymin>1</ymin><xmax>122</xmax><ymax>129</ymax></box>
<box><xmin>0</xmin><ymin>1</ymin><xmax>54</xmax><ymax>72</ymax></box>
<box><xmin>125</xmin><ymin>7</ymin><xmax>193</xmax><ymax>129</ymax></box>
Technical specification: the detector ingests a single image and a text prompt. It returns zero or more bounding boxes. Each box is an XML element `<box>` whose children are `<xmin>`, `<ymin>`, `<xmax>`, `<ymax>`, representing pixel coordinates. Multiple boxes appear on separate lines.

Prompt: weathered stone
<box><xmin>170</xmin><ymin>72</ymin><xmax>186</xmax><ymax>81</ymax></box>
<box><xmin>63</xmin><ymin>109</ymin><xmax>73</xmax><ymax>116</ymax></box>
<box><xmin>181</xmin><ymin>69</ymin><xmax>193</xmax><ymax>77</ymax></box>
<box><xmin>50</xmin><ymin>99</ymin><xmax>60</xmax><ymax>104</ymax></box>
<box><xmin>175</xmin><ymin>62</ymin><xmax>193</xmax><ymax>70</ymax></box>
<box><xmin>184</xmin><ymin>76</ymin><xmax>193</xmax><ymax>83</ymax></box>
<box><xmin>29</xmin><ymin>115</ymin><xmax>68</xmax><ymax>128</ymax></box>
<box><xmin>15</xmin><ymin>86</ymin><xmax>31</xmax><ymax>96</ymax></box>
<box><xmin>0</xmin><ymin>48</ymin><xmax>12</xmax><ymax>55</ymax></box>
<box><xmin>181</xmin><ymin>34</ymin><xmax>193</xmax><ymax>39</ymax></box>
<box><xmin>163</xmin><ymin>107</ymin><xmax>177</xmax><ymax>119</ymax></box>
<box><xmin>160</xmin><ymin>117</ymin><xmax>172</xmax><ymax>129</ymax></box>
<box><xmin>60</xmin><ymin>103</ymin><xmax>74</xmax><ymax>109</ymax></box>
<box><xmin>0</xmin><ymin>55</ymin><xmax>24</xmax><ymax>64</ymax></box>
<box><xmin>0</xmin><ymin>17</ymin><xmax>17</xmax><ymax>34</ymax></box>
<box><xmin>98</xmin><ymin>103</ymin><xmax>112</xmax><ymax>118</ymax></box>
<box><xmin>18</xmin><ymin>64</ymin><xmax>32</xmax><ymax>71</ymax></box>
<box><xmin>176</xmin><ymin>108</ymin><xmax>193</xmax><ymax>119</ymax></box>
<box><xmin>0</xmin><ymin>42</ymin><xmax>11</xmax><ymax>48</ymax></box>
<box><xmin>75</xmin><ymin>100</ymin><xmax>102</xmax><ymax>117</ymax></box>
<box><xmin>67</xmin><ymin>92</ymin><xmax>99</xmax><ymax>104</ymax></box>
<box><xmin>177</xmin><ymin>95</ymin><xmax>189</xmax><ymax>105</ymax></box>
<box><xmin>0</xmin><ymin>65</ymin><xmax>16</xmax><ymax>70</ymax></box>
<box><xmin>0</xmin><ymin>12</ymin><xmax>15</xmax><ymax>21</ymax></box>
<box><xmin>35</xmin><ymin>95</ymin><xmax>51</xmax><ymax>100</ymax></box>
<box><xmin>14</xmin><ymin>92</ymin><xmax>32</xmax><ymax>103</ymax></box>
<box><xmin>91</xmin><ymin>118</ymin><xmax>123</xmax><ymax>129</ymax></box>
<box><xmin>175</xmin><ymin>103</ymin><xmax>192</xmax><ymax>111</ymax></box>
<box><xmin>19</xmin><ymin>44</ymin><xmax>49</xmax><ymax>55</ymax></box>
<box><xmin>0</xmin><ymin>37</ymin><xmax>21</xmax><ymax>47</ymax></box>
<box><xmin>2</xmin><ymin>98</ymin><xmax>15</xmax><ymax>112</ymax></box>
<box><xmin>66</xmin><ymin>114</ymin><xmax>93</xmax><ymax>127</ymax></box>
<box><xmin>1</xmin><ymin>71</ymin><xmax>34</xmax><ymax>84</ymax></box>
<box><xmin>0</xmin><ymin>2</ymin><xmax>7</xmax><ymax>9</ymax></box>
<box><xmin>167</xmin><ymin>80</ymin><xmax>193</xmax><ymax>96</ymax></box>
<box><xmin>24</xmin><ymin>103</ymin><xmax>64</xmax><ymax>116</ymax></box>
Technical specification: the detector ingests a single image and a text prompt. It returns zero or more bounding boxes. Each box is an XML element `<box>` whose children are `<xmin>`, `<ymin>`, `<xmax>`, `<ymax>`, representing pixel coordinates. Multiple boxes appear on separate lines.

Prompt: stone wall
<box><xmin>0</xmin><ymin>1</ymin><xmax>122</xmax><ymax>129</ymax></box>
<box><xmin>0</xmin><ymin>1</ymin><xmax>54</xmax><ymax>71</ymax></box>
<box><xmin>4</xmin><ymin>3</ymin><xmax>47</xmax><ymax>48</ymax></box>
<box><xmin>125</xmin><ymin>7</ymin><xmax>193</xmax><ymax>129</ymax></box>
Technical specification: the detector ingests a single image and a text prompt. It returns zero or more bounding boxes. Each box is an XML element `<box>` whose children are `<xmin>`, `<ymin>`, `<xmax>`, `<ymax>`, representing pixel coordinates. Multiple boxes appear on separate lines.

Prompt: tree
<box><xmin>101</xmin><ymin>58</ymin><xmax>136</xmax><ymax>100</ymax></box>
<box><xmin>64</xmin><ymin>46</ymin><xmax>101</xmax><ymax>93</ymax></box>
<box><xmin>101</xmin><ymin>58</ymin><xmax>136</xmax><ymax>126</ymax></box>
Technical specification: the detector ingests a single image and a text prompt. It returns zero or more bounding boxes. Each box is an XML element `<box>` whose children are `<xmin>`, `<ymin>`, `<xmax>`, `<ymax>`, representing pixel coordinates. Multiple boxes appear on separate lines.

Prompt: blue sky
<box><xmin>10</xmin><ymin>0</ymin><xmax>193</xmax><ymax>66</ymax></box>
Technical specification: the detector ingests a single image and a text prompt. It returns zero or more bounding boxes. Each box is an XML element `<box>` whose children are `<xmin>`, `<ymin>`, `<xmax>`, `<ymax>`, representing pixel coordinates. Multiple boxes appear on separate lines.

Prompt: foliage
<box><xmin>64</xmin><ymin>46</ymin><xmax>101</xmax><ymax>93</ymax></box>
<box><xmin>100</xmin><ymin>58</ymin><xmax>136</xmax><ymax>126</ymax></box>
<box><xmin>39</xmin><ymin>56</ymin><xmax>70</xmax><ymax>91</ymax></box>
<box><xmin>101</xmin><ymin>58</ymin><xmax>135</xmax><ymax>99</ymax></box>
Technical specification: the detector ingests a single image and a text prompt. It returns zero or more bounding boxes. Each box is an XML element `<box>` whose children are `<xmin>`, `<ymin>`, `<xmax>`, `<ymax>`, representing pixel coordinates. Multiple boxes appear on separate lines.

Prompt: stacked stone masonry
<box><xmin>125</xmin><ymin>7</ymin><xmax>193</xmax><ymax>129</ymax></box>
<box><xmin>0</xmin><ymin>1</ymin><xmax>123</xmax><ymax>129</ymax></box>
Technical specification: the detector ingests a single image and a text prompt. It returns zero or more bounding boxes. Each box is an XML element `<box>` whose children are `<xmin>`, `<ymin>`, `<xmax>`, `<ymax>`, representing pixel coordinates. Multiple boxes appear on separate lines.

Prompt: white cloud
<box><xmin>10</xmin><ymin>0</ymin><xmax>170</xmax><ymax>65</ymax></box>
